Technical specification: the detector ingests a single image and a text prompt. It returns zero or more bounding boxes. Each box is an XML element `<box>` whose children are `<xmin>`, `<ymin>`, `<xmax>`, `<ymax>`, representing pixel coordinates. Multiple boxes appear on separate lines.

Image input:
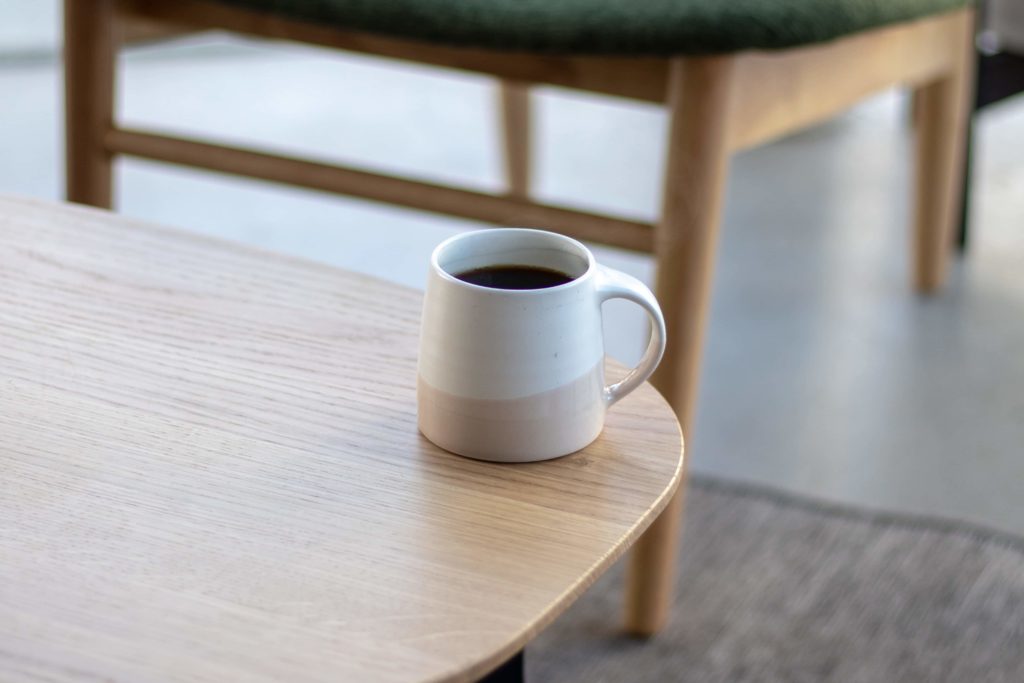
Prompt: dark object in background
<box><xmin>959</xmin><ymin>0</ymin><xmax>1024</xmax><ymax>249</ymax></box>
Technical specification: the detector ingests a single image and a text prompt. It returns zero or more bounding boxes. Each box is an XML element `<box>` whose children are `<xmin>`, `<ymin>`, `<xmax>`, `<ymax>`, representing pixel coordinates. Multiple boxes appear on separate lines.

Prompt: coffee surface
<box><xmin>454</xmin><ymin>265</ymin><xmax>574</xmax><ymax>290</ymax></box>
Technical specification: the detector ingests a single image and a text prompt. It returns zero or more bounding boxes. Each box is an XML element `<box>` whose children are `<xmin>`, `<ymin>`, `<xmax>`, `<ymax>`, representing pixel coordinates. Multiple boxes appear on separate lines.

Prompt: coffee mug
<box><xmin>417</xmin><ymin>228</ymin><xmax>666</xmax><ymax>462</ymax></box>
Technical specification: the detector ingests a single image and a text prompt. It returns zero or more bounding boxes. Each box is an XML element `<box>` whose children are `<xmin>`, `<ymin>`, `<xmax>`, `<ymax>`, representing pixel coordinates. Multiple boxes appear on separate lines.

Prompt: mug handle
<box><xmin>595</xmin><ymin>265</ymin><xmax>667</xmax><ymax>408</ymax></box>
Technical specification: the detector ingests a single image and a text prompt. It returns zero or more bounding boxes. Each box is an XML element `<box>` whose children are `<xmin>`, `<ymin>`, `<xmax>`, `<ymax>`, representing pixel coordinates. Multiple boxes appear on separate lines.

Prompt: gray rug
<box><xmin>529</xmin><ymin>477</ymin><xmax>1024</xmax><ymax>683</ymax></box>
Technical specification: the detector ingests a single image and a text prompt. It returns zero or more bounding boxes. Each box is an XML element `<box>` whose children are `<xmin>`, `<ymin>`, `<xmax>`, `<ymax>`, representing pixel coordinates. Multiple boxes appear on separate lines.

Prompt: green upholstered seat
<box><xmin>215</xmin><ymin>0</ymin><xmax>970</xmax><ymax>55</ymax></box>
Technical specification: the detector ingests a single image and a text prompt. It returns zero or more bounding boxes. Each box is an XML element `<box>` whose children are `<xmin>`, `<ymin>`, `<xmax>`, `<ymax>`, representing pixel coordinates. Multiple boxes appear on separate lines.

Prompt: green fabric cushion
<box><xmin>214</xmin><ymin>0</ymin><xmax>970</xmax><ymax>56</ymax></box>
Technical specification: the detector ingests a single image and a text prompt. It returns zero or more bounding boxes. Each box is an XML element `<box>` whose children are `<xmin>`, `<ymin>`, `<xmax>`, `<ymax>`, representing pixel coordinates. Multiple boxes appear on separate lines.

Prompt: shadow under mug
<box><xmin>417</xmin><ymin>228</ymin><xmax>666</xmax><ymax>462</ymax></box>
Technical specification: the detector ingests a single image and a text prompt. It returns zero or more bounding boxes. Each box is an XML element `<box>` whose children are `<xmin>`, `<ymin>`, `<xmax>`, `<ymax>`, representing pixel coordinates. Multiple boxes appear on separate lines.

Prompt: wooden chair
<box><xmin>64</xmin><ymin>0</ymin><xmax>976</xmax><ymax>636</ymax></box>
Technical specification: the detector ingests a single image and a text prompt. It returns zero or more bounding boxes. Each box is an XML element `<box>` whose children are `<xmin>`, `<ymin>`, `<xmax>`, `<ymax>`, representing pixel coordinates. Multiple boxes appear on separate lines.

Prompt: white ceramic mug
<box><xmin>417</xmin><ymin>228</ymin><xmax>666</xmax><ymax>462</ymax></box>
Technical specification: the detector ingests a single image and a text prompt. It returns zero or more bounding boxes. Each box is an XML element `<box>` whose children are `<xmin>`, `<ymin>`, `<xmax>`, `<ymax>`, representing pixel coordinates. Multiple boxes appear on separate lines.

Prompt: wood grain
<box><xmin>625</xmin><ymin>55</ymin><xmax>736</xmax><ymax>636</ymax></box>
<box><xmin>911</xmin><ymin>10</ymin><xmax>974</xmax><ymax>292</ymax></box>
<box><xmin>0</xmin><ymin>196</ymin><xmax>683</xmax><ymax>682</ymax></box>
<box><xmin>729</xmin><ymin>9</ymin><xmax>968</xmax><ymax>151</ymax></box>
<box><xmin>498</xmin><ymin>81</ymin><xmax>532</xmax><ymax>200</ymax></box>
<box><xmin>64</xmin><ymin>0</ymin><xmax>116</xmax><ymax>208</ymax></box>
<box><xmin>104</xmin><ymin>128</ymin><xmax>654</xmax><ymax>253</ymax></box>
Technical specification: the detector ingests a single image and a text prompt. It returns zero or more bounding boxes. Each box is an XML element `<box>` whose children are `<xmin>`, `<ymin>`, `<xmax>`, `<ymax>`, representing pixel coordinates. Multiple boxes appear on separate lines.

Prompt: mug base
<box><xmin>418</xmin><ymin>424</ymin><xmax>603</xmax><ymax>463</ymax></box>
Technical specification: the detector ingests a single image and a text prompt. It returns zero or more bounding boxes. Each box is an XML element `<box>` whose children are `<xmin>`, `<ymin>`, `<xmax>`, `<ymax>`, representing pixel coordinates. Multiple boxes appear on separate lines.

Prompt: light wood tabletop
<box><xmin>0</xmin><ymin>196</ymin><xmax>683</xmax><ymax>683</ymax></box>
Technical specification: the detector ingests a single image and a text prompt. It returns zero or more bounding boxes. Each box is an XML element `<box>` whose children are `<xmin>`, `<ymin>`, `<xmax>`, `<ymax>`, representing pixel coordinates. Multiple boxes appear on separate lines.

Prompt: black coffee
<box><xmin>455</xmin><ymin>265</ymin><xmax>574</xmax><ymax>290</ymax></box>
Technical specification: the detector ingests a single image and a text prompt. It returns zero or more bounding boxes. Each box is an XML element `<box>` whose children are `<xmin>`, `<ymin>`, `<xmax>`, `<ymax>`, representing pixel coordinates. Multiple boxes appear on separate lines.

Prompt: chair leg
<box><xmin>910</xmin><ymin>12</ymin><xmax>975</xmax><ymax>292</ymax></box>
<box><xmin>65</xmin><ymin>0</ymin><xmax>116</xmax><ymax>208</ymax></box>
<box><xmin>624</xmin><ymin>56</ymin><xmax>736</xmax><ymax>636</ymax></box>
<box><xmin>498</xmin><ymin>80</ymin><xmax>531</xmax><ymax>199</ymax></box>
<box><xmin>956</xmin><ymin>104</ymin><xmax>977</xmax><ymax>252</ymax></box>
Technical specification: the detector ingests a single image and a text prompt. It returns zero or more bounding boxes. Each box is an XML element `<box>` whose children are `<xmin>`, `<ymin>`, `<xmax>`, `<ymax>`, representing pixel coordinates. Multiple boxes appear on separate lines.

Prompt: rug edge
<box><xmin>690</xmin><ymin>473</ymin><xmax>1024</xmax><ymax>555</ymax></box>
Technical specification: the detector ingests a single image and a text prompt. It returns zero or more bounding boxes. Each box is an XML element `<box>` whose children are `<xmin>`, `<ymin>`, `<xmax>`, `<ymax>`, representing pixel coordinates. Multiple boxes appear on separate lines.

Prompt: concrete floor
<box><xmin>3</xmin><ymin>26</ymin><xmax>1023</xmax><ymax>534</ymax></box>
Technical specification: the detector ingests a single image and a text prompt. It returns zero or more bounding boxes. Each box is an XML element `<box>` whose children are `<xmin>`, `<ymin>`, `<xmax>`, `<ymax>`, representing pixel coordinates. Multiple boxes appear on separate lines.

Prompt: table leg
<box><xmin>478</xmin><ymin>650</ymin><xmax>524</xmax><ymax>683</ymax></box>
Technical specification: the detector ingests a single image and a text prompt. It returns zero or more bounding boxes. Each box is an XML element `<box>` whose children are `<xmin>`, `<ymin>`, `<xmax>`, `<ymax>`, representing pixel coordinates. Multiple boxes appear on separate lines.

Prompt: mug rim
<box><xmin>430</xmin><ymin>228</ymin><xmax>595</xmax><ymax>295</ymax></box>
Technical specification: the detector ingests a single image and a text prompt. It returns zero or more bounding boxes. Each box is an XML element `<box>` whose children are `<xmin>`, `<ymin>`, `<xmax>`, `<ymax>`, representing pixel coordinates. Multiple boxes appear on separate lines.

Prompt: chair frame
<box><xmin>65</xmin><ymin>0</ymin><xmax>976</xmax><ymax>635</ymax></box>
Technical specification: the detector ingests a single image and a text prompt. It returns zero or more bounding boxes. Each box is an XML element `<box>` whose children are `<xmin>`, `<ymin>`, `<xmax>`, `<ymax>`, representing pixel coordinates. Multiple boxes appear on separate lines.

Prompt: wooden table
<box><xmin>0</xmin><ymin>197</ymin><xmax>683</xmax><ymax>682</ymax></box>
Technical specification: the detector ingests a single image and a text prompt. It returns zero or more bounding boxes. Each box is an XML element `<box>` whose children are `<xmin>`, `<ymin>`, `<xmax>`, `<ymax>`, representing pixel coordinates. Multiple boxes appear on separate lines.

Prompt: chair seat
<box><xmin>213</xmin><ymin>0</ymin><xmax>969</xmax><ymax>55</ymax></box>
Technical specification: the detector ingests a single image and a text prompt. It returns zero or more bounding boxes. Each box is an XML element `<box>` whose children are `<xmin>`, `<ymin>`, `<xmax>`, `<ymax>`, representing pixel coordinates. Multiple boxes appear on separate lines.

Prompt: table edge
<box><xmin>452</xmin><ymin>414</ymin><xmax>684</xmax><ymax>683</ymax></box>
